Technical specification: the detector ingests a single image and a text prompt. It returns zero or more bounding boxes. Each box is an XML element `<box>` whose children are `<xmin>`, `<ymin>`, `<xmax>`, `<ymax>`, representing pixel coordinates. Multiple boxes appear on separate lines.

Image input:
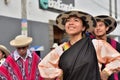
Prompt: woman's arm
<box><xmin>38</xmin><ymin>45</ymin><xmax>64</xmax><ymax>80</ymax></box>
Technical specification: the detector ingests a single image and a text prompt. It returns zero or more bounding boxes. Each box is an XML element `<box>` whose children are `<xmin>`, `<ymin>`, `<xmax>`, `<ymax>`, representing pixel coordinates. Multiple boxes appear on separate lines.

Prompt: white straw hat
<box><xmin>0</xmin><ymin>45</ymin><xmax>10</xmax><ymax>57</ymax></box>
<box><xmin>10</xmin><ymin>35</ymin><xmax>33</xmax><ymax>47</ymax></box>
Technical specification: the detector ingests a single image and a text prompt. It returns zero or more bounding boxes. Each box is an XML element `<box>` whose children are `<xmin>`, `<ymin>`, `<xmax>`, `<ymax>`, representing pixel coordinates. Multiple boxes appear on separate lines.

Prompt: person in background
<box><xmin>0</xmin><ymin>45</ymin><xmax>10</xmax><ymax>66</ymax></box>
<box><xmin>0</xmin><ymin>35</ymin><xmax>43</xmax><ymax>80</ymax></box>
<box><xmin>89</xmin><ymin>15</ymin><xmax>120</xmax><ymax>80</ymax></box>
<box><xmin>94</xmin><ymin>15</ymin><xmax>120</xmax><ymax>51</ymax></box>
<box><xmin>38</xmin><ymin>10</ymin><xmax>101</xmax><ymax>80</ymax></box>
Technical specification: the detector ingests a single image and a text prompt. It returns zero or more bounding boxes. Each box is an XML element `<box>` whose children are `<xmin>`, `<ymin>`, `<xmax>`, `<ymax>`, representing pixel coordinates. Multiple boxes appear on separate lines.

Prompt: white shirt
<box><xmin>13</xmin><ymin>49</ymin><xmax>32</xmax><ymax>61</ymax></box>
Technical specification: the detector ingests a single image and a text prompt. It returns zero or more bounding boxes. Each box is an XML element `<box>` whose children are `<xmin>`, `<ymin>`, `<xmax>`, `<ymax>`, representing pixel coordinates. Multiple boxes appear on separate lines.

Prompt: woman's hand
<box><xmin>100</xmin><ymin>70</ymin><xmax>110</xmax><ymax>80</ymax></box>
<box><xmin>110</xmin><ymin>67</ymin><xmax>120</xmax><ymax>73</ymax></box>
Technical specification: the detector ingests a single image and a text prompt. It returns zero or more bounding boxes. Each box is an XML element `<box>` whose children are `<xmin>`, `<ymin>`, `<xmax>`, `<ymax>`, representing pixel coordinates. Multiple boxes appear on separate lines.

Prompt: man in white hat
<box><xmin>0</xmin><ymin>45</ymin><xmax>10</xmax><ymax>66</ymax></box>
<box><xmin>0</xmin><ymin>35</ymin><xmax>43</xmax><ymax>80</ymax></box>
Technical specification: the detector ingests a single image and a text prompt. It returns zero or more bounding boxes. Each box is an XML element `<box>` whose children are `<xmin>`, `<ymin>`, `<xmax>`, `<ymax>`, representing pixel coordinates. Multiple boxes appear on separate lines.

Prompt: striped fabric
<box><xmin>0</xmin><ymin>52</ymin><xmax>43</xmax><ymax>80</ymax></box>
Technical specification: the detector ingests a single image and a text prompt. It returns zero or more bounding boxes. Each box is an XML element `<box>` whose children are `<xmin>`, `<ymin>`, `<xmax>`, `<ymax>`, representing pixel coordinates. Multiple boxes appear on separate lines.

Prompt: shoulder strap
<box><xmin>110</xmin><ymin>39</ymin><xmax>118</xmax><ymax>80</ymax></box>
<box><xmin>111</xmin><ymin>38</ymin><xmax>116</xmax><ymax>49</ymax></box>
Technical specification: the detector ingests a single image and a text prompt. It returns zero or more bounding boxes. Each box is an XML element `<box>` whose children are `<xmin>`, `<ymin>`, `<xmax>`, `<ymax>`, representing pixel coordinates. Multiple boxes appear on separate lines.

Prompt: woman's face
<box><xmin>65</xmin><ymin>17</ymin><xmax>85</xmax><ymax>36</ymax></box>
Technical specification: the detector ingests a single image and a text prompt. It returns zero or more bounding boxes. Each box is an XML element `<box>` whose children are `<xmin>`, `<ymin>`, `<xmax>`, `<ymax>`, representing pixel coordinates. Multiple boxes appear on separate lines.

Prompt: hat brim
<box><xmin>56</xmin><ymin>10</ymin><xmax>96</xmax><ymax>32</ymax></box>
<box><xmin>10</xmin><ymin>37</ymin><xmax>32</xmax><ymax>47</ymax></box>
<box><xmin>94</xmin><ymin>15</ymin><xmax>117</xmax><ymax>34</ymax></box>
<box><xmin>0</xmin><ymin>45</ymin><xmax>10</xmax><ymax>57</ymax></box>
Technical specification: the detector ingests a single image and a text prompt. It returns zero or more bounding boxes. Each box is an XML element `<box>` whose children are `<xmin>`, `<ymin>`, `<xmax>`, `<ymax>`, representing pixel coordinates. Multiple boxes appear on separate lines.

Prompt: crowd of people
<box><xmin>0</xmin><ymin>9</ymin><xmax>120</xmax><ymax>80</ymax></box>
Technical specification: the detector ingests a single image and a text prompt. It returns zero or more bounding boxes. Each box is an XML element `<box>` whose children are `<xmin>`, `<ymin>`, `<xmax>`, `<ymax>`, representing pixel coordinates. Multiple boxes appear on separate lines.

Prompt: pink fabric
<box><xmin>111</xmin><ymin>39</ymin><xmax>116</xmax><ymax>49</ymax></box>
<box><xmin>7</xmin><ymin>56</ymin><xmax>23</xmax><ymax>80</ymax></box>
<box><xmin>38</xmin><ymin>43</ymin><xmax>65</xmax><ymax>80</ymax></box>
<box><xmin>30</xmin><ymin>52</ymin><xmax>43</xmax><ymax>80</ymax></box>
<box><xmin>92</xmin><ymin>39</ymin><xmax>120</xmax><ymax>75</ymax></box>
<box><xmin>0</xmin><ymin>66</ymin><xmax>12</xmax><ymax>80</ymax></box>
<box><xmin>114</xmin><ymin>73</ymin><xmax>119</xmax><ymax>80</ymax></box>
<box><xmin>111</xmin><ymin>39</ymin><xmax>119</xmax><ymax>80</ymax></box>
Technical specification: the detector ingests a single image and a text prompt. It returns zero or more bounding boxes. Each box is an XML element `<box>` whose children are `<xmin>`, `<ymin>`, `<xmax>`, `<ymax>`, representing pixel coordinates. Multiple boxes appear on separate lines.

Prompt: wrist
<box><xmin>104</xmin><ymin>68</ymin><xmax>112</xmax><ymax>75</ymax></box>
<box><xmin>101</xmin><ymin>69</ymin><xmax>110</xmax><ymax>80</ymax></box>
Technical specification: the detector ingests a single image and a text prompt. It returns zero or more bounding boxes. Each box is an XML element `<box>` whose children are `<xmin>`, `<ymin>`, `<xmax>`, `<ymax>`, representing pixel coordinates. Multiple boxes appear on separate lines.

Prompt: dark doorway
<box><xmin>53</xmin><ymin>25</ymin><xmax>64</xmax><ymax>45</ymax></box>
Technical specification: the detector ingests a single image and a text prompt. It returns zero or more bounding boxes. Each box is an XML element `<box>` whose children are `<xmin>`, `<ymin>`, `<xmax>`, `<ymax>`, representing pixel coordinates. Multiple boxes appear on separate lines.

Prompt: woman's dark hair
<box><xmin>104</xmin><ymin>22</ymin><xmax>109</xmax><ymax>27</ymax></box>
<box><xmin>80</xmin><ymin>18</ymin><xmax>88</xmax><ymax>37</ymax></box>
<box><xmin>96</xmin><ymin>19</ymin><xmax>109</xmax><ymax>27</ymax></box>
